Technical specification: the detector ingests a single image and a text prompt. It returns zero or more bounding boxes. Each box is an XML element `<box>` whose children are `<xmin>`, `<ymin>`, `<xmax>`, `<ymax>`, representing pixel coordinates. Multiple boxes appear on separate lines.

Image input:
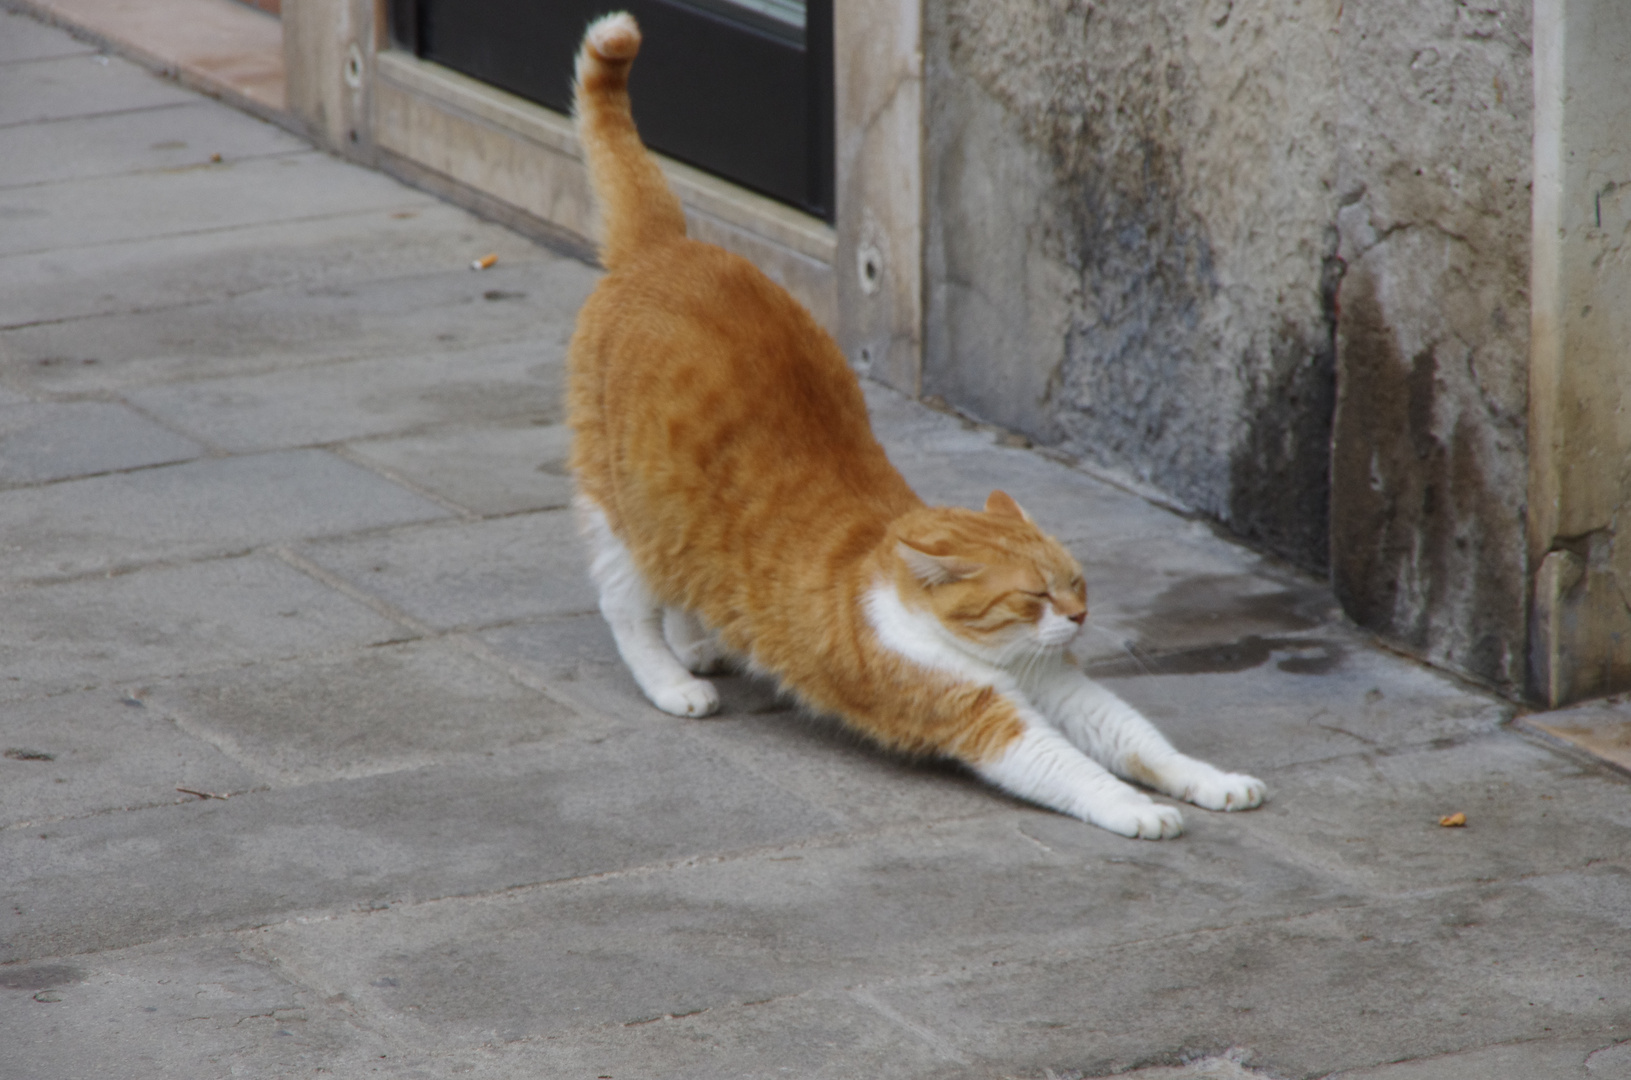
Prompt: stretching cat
<box><xmin>567</xmin><ymin>13</ymin><xmax>1265</xmax><ymax>839</ymax></box>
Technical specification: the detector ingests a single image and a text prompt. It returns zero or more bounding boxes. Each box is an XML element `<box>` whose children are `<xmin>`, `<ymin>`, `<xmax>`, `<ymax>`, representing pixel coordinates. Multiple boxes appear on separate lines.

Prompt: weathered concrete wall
<box><xmin>924</xmin><ymin>0</ymin><xmax>1534</xmax><ymax>696</ymax></box>
<box><xmin>1528</xmin><ymin>0</ymin><xmax>1631</xmax><ymax>706</ymax></box>
<box><xmin>1331</xmin><ymin>0</ymin><xmax>1533</xmax><ymax>695</ymax></box>
<box><xmin>924</xmin><ymin>0</ymin><xmax>1344</xmax><ymax>571</ymax></box>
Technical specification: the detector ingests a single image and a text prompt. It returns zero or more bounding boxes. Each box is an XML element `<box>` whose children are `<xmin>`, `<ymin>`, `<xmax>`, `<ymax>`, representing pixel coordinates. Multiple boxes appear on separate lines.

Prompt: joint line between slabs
<box><xmin>269</xmin><ymin>546</ymin><xmax>581</xmax><ymax>713</ymax></box>
<box><xmin>328</xmin><ymin>443</ymin><xmax>480</xmax><ymax>521</ymax></box>
<box><xmin>271</xmin><ymin>545</ymin><xmax>434</xmax><ymax>638</ymax></box>
<box><xmin>0</xmin><ymin>198</ymin><xmax>436</xmax><ymax>264</ymax></box>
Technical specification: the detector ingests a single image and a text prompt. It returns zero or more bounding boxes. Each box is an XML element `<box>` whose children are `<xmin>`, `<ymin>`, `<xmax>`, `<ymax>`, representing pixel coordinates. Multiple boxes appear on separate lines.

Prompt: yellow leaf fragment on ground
<box><xmin>1439</xmin><ymin>811</ymin><xmax>1467</xmax><ymax>827</ymax></box>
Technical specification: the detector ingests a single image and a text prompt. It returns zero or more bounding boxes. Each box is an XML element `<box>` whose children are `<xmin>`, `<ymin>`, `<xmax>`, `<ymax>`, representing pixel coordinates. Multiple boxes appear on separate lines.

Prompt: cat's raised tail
<box><xmin>573</xmin><ymin>13</ymin><xmax>688</xmax><ymax>270</ymax></box>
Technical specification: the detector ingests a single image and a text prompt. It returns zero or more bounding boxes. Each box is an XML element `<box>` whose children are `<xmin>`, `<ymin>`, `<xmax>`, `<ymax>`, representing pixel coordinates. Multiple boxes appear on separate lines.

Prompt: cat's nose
<box><xmin>1068</xmin><ymin>610</ymin><xmax>1087</xmax><ymax>625</ymax></box>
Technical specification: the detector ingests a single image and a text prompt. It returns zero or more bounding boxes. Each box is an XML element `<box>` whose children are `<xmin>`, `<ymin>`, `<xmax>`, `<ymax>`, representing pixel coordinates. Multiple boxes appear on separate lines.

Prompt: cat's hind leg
<box><xmin>575</xmin><ymin>496</ymin><xmax>719</xmax><ymax>717</ymax></box>
<box><xmin>1029</xmin><ymin>670</ymin><xmax>1266</xmax><ymax>812</ymax></box>
<box><xmin>662</xmin><ymin>607</ymin><xmax>730</xmax><ymax>674</ymax></box>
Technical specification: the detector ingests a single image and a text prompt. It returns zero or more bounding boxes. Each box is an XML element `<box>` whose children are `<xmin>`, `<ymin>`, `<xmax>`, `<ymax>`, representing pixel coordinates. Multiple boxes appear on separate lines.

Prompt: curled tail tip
<box><xmin>584</xmin><ymin>12</ymin><xmax>641</xmax><ymax>63</ymax></box>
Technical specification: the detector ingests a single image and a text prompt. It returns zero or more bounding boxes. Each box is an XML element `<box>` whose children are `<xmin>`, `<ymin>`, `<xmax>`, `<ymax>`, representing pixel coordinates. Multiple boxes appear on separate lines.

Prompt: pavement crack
<box><xmin>848</xmin><ymin>987</ymin><xmax>971</xmax><ymax>1066</ymax></box>
<box><xmin>1015</xmin><ymin>823</ymin><xmax>1058</xmax><ymax>854</ymax></box>
<box><xmin>1307</xmin><ymin>711</ymin><xmax>1379</xmax><ymax>747</ymax></box>
<box><xmin>622</xmin><ymin>1006</ymin><xmax>707</xmax><ymax>1026</ymax></box>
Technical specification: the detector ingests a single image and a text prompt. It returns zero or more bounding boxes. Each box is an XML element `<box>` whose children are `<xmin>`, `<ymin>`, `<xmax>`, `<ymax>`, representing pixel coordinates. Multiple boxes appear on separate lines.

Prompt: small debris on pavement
<box><xmin>4</xmin><ymin>748</ymin><xmax>54</xmax><ymax>761</ymax></box>
<box><xmin>1439</xmin><ymin>811</ymin><xmax>1467</xmax><ymax>827</ymax></box>
<box><xmin>471</xmin><ymin>253</ymin><xmax>498</xmax><ymax>270</ymax></box>
<box><xmin>177</xmin><ymin>787</ymin><xmax>231</xmax><ymax>800</ymax></box>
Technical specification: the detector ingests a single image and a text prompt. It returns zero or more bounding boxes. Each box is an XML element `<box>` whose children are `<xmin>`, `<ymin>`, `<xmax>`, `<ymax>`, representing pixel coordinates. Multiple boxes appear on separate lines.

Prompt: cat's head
<box><xmin>889</xmin><ymin>491</ymin><xmax>1088</xmax><ymax>658</ymax></box>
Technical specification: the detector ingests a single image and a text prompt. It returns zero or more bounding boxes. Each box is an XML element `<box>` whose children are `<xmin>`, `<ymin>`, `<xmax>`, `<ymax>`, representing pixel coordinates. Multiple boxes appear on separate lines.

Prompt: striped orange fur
<box><xmin>565</xmin><ymin>14</ymin><xmax>1266</xmax><ymax>837</ymax></box>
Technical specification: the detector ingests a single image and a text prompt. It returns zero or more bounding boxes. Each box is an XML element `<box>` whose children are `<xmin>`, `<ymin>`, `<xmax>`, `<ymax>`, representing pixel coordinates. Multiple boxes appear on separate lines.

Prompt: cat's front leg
<box><xmin>662</xmin><ymin>607</ymin><xmax>731</xmax><ymax>674</ymax></box>
<box><xmin>1029</xmin><ymin>668</ymin><xmax>1266</xmax><ymax>812</ymax></box>
<box><xmin>576</xmin><ymin>496</ymin><xmax>719</xmax><ymax>717</ymax></box>
<box><xmin>975</xmin><ymin>712</ymin><xmax>1184</xmax><ymax>839</ymax></box>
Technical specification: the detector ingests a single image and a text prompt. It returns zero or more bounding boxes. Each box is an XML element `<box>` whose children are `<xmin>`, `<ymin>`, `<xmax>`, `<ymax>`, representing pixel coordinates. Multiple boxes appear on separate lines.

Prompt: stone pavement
<box><xmin>1</xmin><ymin>10</ymin><xmax>1628</xmax><ymax>1079</ymax></box>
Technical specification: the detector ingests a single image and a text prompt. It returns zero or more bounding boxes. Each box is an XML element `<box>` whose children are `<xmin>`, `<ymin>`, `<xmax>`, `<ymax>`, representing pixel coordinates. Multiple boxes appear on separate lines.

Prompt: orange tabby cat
<box><xmin>567</xmin><ymin>13</ymin><xmax>1265</xmax><ymax>838</ymax></box>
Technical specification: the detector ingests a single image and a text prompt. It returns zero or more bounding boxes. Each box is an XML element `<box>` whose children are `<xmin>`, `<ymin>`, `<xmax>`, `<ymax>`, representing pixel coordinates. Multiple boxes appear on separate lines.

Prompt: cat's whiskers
<box><xmin>999</xmin><ymin>633</ymin><xmax>1062</xmax><ymax>692</ymax></box>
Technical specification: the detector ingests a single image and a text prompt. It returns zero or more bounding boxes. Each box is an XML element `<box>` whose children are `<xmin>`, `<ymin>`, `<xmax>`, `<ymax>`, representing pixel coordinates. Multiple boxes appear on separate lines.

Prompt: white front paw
<box><xmin>662</xmin><ymin>609</ymin><xmax>730</xmax><ymax>674</ymax></box>
<box><xmin>672</xmin><ymin>638</ymin><xmax>729</xmax><ymax>675</ymax></box>
<box><xmin>1184</xmin><ymin>770</ymin><xmax>1267</xmax><ymax>812</ymax></box>
<box><xmin>1095</xmin><ymin>796</ymin><xmax>1185</xmax><ymax>840</ymax></box>
<box><xmin>650</xmin><ymin>677</ymin><xmax>720</xmax><ymax>717</ymax></box>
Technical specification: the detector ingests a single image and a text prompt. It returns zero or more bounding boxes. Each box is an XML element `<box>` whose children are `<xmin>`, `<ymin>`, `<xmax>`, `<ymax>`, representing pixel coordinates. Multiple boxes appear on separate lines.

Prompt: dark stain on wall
<box><xmin>1227</xmin><ymin>310</ymin><xmax>1338</xmax><ymax>571</ymax></box>
<box><xmin>1331</xmin><ymin>267</ymin><xmax>1522</xmax><ymax>688</ymax></box>
<box><xmin>934</xmin><ymin>1</ymin><xmax>1337</xmax><ymax>573</ymax></box>
<box><xmin>1330</xmin><ymin>268</ymin><xmax>1404</xmax><ymax>636</ymax></box>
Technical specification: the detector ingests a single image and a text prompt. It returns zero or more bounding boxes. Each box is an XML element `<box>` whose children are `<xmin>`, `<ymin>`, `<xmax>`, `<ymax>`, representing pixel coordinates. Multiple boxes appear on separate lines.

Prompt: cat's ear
<box><xmin>984</xmin><ymin>490</ymin><xmax>1032</xmax><ymax>523</ymax></box>
<box><xmin>896</xmin><ymin>540</ymin><xmax>985</xmax><ymax>586</ymax></box>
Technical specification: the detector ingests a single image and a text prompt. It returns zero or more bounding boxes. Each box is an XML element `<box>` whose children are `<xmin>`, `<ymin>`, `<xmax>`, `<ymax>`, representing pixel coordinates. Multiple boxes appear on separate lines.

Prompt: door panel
<box><xmin>392</xmin><ymin>0</ymin><xmax>832</xmax><ymax>219</ymax></box>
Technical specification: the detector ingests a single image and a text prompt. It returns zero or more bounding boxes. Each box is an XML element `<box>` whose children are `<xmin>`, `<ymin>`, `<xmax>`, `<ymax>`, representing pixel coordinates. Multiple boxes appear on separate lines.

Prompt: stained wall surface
<box><xmin>1331</xmin><ymin>0</ymin><xmax>1533</xmax><ymax>696</ymax></box>
<box><xmin>1528</xmin><ymin>0</ymin><xmax>1631</xmax><ymax>706</ymax></box>
<box><xmin>923</xmin><ymin>0</ymin><xmax>1534</xmax><ymax>696</ymax></box>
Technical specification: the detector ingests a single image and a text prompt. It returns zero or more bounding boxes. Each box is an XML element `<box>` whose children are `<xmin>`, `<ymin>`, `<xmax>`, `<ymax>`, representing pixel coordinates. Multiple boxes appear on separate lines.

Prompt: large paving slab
<box><xmin>0</xmin><ymin>48</ymin><xmax>194</xmax><ymax>127</ymax></box>
<box><xmin>858</xmin><ymin>877</ymin><xmax>1631</xmax><ymax>1079</ymax></box>
<box><xmin>0</xmin><ymin>399</ymin><xmax>203</xmax><ymax>486</ymax></box>
<box><xmin>125</xmin><ymin>339</ymin><xmax>565</xmax><ymax>452</ymax></box>
<box><xmin>0</xmin><ymin>5</ymin><xmax>96</xmax><ymax>63</ymax></box>
<box><xmin>0</xmin><ymin>201</ymin><xmax>545</xmax><ymax>330</ymax></box>
<box><xmin>0</xmin><ymin>724</ymin><xmax>845</xmax><ymax>963</ymax></box>
<box><xmin>0</xmin><ymin>149</ymin><xmax>440</xmax><ymax>258</ymax></box>
<box><xmin>251</xmin><ymin>812</ymin><xmax>1332</xmax><ymax>1050</ymax></box>
<box><xmin>0</xmin><ymin>449</ymin><xmax>452</xmax><ymax>583</ymax></box>
<box><xmin>342</xmin><ymin>420</ymin><xmax>576</xmax><ymax>517</ymax></box>
<box><xmin>0</xmin><ymin>254</ymin><xmax>590</xmax><ymax>391</ymax></box>
<box><xmin>1226</xmin><ymin>735</ymin><xmax>1631</xmax><ymax>892</ymax></box>
<box><xmin>0</xmin><ymin>98</ymin><xmax>306</xmax><ymax>189</ymax></box>
<box><xmin>0</xmin><ymin>551</ymin><xmax>402</xmax><ymax>700</ymax></box>
<box><xmin>0</xmin><ymin>935</ymin><xmax>395</xmax><ymax>1080</ymax></box>
<box><xmin>294</xmin><ymin>511</ymin><xmax>597</xmax><ymax>632</ymax></box>
<box><xmin>141</xmin><ymin>638</ymin><xmax>581</xmax><ymax>785</ymax></box>
<box><xmin>1326</xmin><ymin>1039</ymin><xmax>1630</xmax><ymax>1080</ymax></box>
<box><xmin>0</xmin><ymin>688</ymin><xmax>264</xmax><ymax>827</ymax></box>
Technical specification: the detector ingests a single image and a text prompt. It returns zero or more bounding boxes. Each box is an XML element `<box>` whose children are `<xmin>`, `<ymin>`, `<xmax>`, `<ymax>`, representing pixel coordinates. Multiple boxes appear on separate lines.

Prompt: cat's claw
<box><xmin>651</xmin><ymin>677</ymin><xmax>720</xmax><ymax>718</ymax></box>
<box><xmin>1096</xmin><ymin>798</ymin><xmax>1184</xmax><ymax>840</ymax></box>
<box><xmin>1183</xmin><ymin>770</ymin><xmax>1267</xmax><ymax>812</ymax></box>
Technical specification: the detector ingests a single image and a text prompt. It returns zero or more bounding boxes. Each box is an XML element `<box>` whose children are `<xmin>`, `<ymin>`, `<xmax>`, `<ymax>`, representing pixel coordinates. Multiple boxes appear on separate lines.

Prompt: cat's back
<box><xmin>572</xmin><ymin>238</ymin><xmax>897</xmax><ymax>494</ymax></box>
<box><xmin>568</xmin><ymin>235</ymin><xmax>918</xmax><ymax>622</ymax></box>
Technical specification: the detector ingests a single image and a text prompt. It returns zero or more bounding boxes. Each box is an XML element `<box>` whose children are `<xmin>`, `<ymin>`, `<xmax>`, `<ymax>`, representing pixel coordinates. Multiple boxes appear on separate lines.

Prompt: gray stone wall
<box><xmin>924</xmin><ymin>0</ymin><xmax>1343</xmax><ymax>570</ymax></box>
<box><xmin>923</xmin><ymin>0</ymin><xmax>1533</xmax><ymax>695</ymax></box>
<box><xmin>1330</xmin><ymin>0</ymin><xmax>1533</xmax><ymax>695</ymax></box>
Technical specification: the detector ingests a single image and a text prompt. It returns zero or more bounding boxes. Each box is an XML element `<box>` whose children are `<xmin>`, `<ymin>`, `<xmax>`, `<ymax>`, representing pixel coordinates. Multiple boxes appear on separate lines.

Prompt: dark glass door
<box><xmin>390</xmin><ymin>0</ymin><xmax>833</xmax><ymax>220</ymax></box>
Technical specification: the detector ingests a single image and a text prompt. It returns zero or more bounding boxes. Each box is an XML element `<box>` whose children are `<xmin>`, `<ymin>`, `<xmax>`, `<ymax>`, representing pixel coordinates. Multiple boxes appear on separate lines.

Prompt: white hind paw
<box><xmin>1185</xmin><ymin>770</ymin><xmax>1267</xmax><ymax>812</ymax></box>
<box><xmin>1096</xmin><ymin>797</ymin><xmax>1185</xmax><ymax>840</ymax></box>
<box><xmin>650</xmin><ymin>677</ymin><xmax>719</xmax><ymax>718</ymax></box>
